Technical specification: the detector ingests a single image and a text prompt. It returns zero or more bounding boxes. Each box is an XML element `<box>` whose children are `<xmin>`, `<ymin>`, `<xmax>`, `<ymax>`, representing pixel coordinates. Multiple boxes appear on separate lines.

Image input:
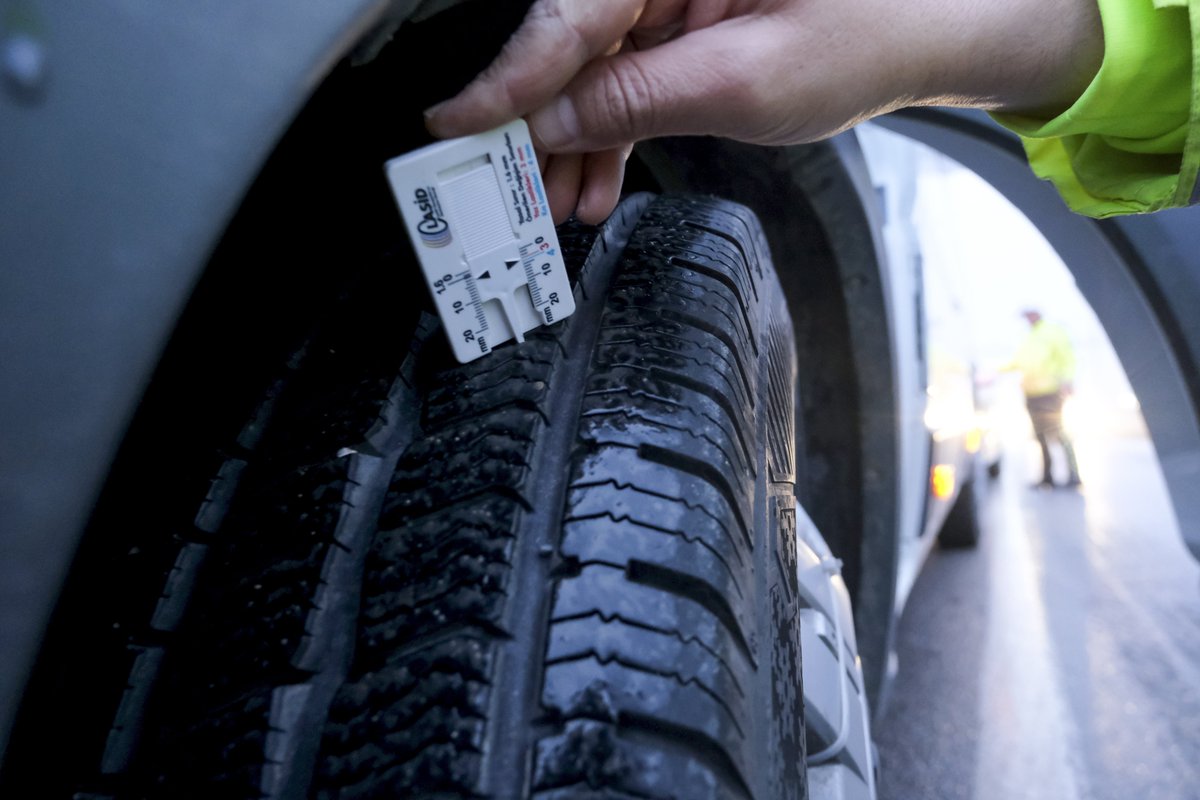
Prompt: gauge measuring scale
<box><xmin>385</xmin><ymin>120</ymin><xmax>574</xmax><ymax>363</ymax></box>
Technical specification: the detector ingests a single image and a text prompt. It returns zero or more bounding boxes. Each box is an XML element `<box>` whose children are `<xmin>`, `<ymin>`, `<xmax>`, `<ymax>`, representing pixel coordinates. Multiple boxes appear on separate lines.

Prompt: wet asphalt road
<box><xmin>873</xmin><ymin>434</ymin><xmax>1200</xmax><ymax>800</ymax></box>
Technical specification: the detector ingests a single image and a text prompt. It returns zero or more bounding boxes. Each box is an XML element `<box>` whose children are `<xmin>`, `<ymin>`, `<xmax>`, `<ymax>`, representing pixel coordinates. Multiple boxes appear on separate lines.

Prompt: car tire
<box><xmin>937</xmin><ymin>468</ymin><xmax>982</xmax><ymax>549</ymax></box>
<box><xmin>9</xmin><ymin>194</ymin><xmax>814</xmax><ymax>799</ymax></box>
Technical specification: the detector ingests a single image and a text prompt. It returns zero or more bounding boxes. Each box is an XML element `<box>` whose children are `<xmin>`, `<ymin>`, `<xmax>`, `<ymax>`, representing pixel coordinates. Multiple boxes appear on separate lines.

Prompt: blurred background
<box><xmin>866</xmin><ymin>133</ymin><xmax>1200</xmax><ymax>800</ymax></box>
<box><xmin>911</xmin><ymin>145</ymin><xmax>1145</xmax><ymax>443</ymax></box>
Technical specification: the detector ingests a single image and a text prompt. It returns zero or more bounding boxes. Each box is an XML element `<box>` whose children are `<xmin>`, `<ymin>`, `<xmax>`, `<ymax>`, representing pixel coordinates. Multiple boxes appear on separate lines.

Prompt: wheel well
<box><xmin>2</xmin><ymin>4</ymin><xmax>539</xmax><ymax>783</ymax></box>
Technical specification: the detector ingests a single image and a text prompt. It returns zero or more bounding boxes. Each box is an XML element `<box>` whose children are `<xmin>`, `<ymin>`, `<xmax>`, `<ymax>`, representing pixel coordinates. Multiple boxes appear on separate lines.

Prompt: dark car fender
<box><xmin>0</xmin><ymin>0</ymin><xmax>469</xmax><ymax>757</ymax></box>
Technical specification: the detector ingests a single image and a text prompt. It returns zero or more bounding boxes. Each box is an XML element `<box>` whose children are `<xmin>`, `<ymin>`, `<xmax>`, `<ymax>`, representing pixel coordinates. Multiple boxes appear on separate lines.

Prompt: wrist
<box><xmin>900</xmin><ymin>0</ymin><xmax>1103</xmax><ymax>117</ymax></box>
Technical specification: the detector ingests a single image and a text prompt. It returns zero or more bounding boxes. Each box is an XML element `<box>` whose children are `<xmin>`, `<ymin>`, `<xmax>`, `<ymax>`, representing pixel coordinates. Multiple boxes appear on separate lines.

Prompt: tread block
<box><xmin>571</xmin><ymin>444</ymin><xmax>752</xmax><ymax>553</ymax></box>
<box><xmin>194</xmin><ymin>458</ymin><xmax>248</xmax><ymax>533</ymax></box>
<box><xmin>100</xmin><ymin>645</ymin><xmax>164</xmax><ymax>775</ymax></box>
<box><xmin>582</xmin><ymin>363</ymin><xmax>750</xmax><ymax>465</ymax></box>
<box><xmin>677</xmin><ymin>201</ymin><xmax>767</xmax><ymax>289</ymax></box>
<box><xmin>149</xmin><ymin>542</ymin><xmax>208</xmax><ymax>633</ymax></box>
<box><xmin>540</xmin><ymin>659</ymin><xmax>750</xmax><ymax>787</ymax></box>
<box><xmin>162</xmin><ymin>458</ymin><xmax>357</xmax><ymax>708</ymax></box>
<box><xmin>546</xmin><ymin>615</ymin><xmax>748</xmax><ymax>709</ymax></box>
<box><xmin>616</xmin><ymin>264</ymin><xmax>756</xmax><ymax>366</ymax></box>
<box><xmin>551</xmin><ymin>564</ymin><xmax>755</xmax><ymax>668</ymax></box>
<box><xmin>577</xmin><ymin>409</ymin><xmax>748</xmax><ymax>494</ymax></box>
<box><xmin>133</xmin><ymin>301</ymin><xmax>433</xmax><ymax>796</ymax></box>
<box><xmin>421</xmin><ymin>346</ymin><xmax>557</xmax><ymax>429</ymax></box>
<box><xmin>584</xmin><ymin>364</ymin><xmax>753</xmax><ymax>470</ymax></box>
<box><xmin>319</xmin><ymin>635</ymin><xmax>493</xmax><ymax>796</ymax></box>
<box><xmin>533</xmin><ymin>719</ymin><xmax>744</xmax><ymax>800</ymax></box>
<box><xmin>559</xmin><ymin>515</ymin><xmax>749</xmax><ymax>619</ymax></box>
<box><xmin>601</xmin><ymin>292</ymin><xmax>756</xmax><ymax>408</ymax></box>
<box><xmin>565</xmin><ymin>480</ymin><xmax>749</xmax><ymax>573</ymax></box>
<box><xmin>535</xmin><ymin>195</ymin><xmax>799</xmax><ymax>800</ymax></box>
<box><xmin>590</xmin><ymin>334</ymin><xmax>754</xmax><ymax>437</ymax></box>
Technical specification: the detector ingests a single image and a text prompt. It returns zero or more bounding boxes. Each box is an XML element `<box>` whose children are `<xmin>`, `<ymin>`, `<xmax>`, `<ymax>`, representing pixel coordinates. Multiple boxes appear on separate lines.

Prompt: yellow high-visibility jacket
<box><xmin>992</xmin><ymin>0</ymin><xmax>1199</xmax><ymax>218</ymax></box>
<box><xmin>1009</xmin><ymin>321</ymin><xmax>1078</xmax><ymax>398</ymax></box>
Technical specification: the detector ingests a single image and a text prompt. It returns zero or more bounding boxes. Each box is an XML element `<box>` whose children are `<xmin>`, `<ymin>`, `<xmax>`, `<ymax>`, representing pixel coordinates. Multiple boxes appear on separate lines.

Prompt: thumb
<box><xmin>527</xmin><ymin>22</ymin><xmax>775</xmax><ymax>153</ymax></box>
<box><xmin>424</xmin><ymin>0</ymin><xmax>645</xmax><ymax>138</ymax></box>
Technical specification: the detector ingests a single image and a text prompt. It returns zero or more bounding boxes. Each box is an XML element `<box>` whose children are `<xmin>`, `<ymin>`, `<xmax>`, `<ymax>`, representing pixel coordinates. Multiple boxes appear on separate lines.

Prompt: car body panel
<box><xmin>855</xmin><ymin>123</ymin><xmax>982</xmax><ymax>630</ymax></box>
<box><xmin>0</xmin><ymin>0</ymin><xmax>412</xmax><ymax>755</ymax></box>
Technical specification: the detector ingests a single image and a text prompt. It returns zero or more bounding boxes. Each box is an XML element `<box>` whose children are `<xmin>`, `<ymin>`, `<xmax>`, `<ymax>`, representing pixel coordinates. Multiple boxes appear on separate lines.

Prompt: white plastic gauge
<box><xmin>385</xmin><ymin>120</ymin><xmax>574</xmax><ymax>363</ymax></box>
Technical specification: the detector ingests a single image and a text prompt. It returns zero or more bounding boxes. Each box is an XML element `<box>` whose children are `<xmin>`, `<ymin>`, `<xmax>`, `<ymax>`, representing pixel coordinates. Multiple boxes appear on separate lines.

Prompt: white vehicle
<box><xmin>3</xmin><ymin>4</ymin><xmax>1198</xmax><ymax>799</ymax></box>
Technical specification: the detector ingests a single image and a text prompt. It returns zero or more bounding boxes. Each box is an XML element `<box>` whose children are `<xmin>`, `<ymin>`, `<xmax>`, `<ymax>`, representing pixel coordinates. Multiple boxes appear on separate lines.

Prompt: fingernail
<box><xmin>530</xmin><ymin>95</ymin><xmax>580</xmax><ymax>150</ymax></box>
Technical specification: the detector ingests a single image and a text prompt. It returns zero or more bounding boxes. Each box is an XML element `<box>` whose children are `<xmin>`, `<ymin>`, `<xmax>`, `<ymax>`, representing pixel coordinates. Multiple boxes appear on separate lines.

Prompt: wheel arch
<box><xmin>880</xmin><ymin>108</ymin><xmax>1200</xmax><ymax>562</ymax></box>
<box><xmin>0</xmin><ymin>0</ymin><xmax>501</xmax><ymax>760</ymax></box>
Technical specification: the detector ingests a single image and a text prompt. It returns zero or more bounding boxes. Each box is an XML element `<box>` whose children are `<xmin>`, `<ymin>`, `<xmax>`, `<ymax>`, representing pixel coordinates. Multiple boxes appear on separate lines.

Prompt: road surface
<box><xmin>874</xmin><ymin>433</ymin><xmax>1200</xmax><ymax>800</ymax></box>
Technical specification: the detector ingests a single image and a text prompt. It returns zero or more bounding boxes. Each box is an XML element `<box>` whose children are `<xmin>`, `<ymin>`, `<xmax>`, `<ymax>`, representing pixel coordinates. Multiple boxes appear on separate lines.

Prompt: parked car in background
<box><xmin>4</xmin><ymin>3</ymin><xmax>1199</xmax><ymax>798</ymax></box>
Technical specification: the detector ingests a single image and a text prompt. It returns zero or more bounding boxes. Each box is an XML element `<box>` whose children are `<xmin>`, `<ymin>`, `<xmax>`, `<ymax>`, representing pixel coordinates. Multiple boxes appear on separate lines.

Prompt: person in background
<box><xmin>1008</xmin><ymin>309</ymin><xmax>1082</xmax><ymax>489</ymax></box>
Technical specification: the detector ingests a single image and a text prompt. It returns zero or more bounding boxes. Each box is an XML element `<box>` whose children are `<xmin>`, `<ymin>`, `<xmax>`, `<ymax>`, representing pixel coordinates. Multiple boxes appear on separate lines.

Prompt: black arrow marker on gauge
<box><xmin>479</xmin><ymin>260</ymin><xmax>517</xmax><ymax>282</ymax></box>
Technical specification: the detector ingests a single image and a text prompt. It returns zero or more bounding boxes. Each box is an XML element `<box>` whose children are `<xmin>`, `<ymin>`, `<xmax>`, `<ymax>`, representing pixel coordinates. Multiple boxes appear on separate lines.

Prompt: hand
<box><xmin>425</xmin><ymin>0</ymin><xmax>1102</xmax><ymax>224</ymax></box>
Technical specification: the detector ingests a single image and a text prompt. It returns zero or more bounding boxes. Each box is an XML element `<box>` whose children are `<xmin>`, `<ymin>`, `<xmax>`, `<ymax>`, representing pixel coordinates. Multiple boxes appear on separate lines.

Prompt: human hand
<box><xmin>425</xmin><ymin>0</ymin><xmax>1102</xmax><ymax>224</ymax></box>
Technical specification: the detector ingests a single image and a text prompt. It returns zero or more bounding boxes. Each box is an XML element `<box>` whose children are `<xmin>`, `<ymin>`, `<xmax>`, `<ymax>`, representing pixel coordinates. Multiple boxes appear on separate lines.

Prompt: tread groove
<box><xmin>639</xmin><ymin>366</ymin><xmax>753</xmax><ymax>466</ymax></box>
<box><xmin>564</xmin><ymin>510</ymin><xmax>744</xmax><ymax>595</ymax></box>
<box><xmin>566</xmin><ymin>478</ymin><xmax>745</xmax><ymax>566</ymax></box>
<box><xmin>547</xmin><ymin>609</ymin><xmax>746</xmax><ymax>694</ymax></box>
<box><xmin>579</xmin><ymin>407</ymin><xmax>750</xmax><ymax>482</ymax></box>
<box><xmin>543</xmin><ymin>651</ymin><xmax>746</xmax><ymax>727</ymax></box>
<box><xmin>596</xmin><ymin>338</ymin><xmax>753</xmax><ymax>425</ymax></box>
<box><xmin>667</xmin><ymin>255</ymin><xmax>756</xmax><ymax>344</ymax></box>
<box><xmin>624</xmin><ymin>559</ymin><xmax>754</xmax><ymax>667</ymax></box>
<box><xmin>635</xmin><ymin>443</ymin><xmax>752</xmax><ymax>549</ymax></box>
<box><xmin>681</xmin><ymin>220</ymin><xmax>759</xmax><ymax>303</ymax></box>
<box><xmin>657</xmin><ymin>306</ymin><xmax>756</xmax><ymax>397</ymax></box>
<box><xmin>582</xmin><ymin>385</ymin><xmax>753</xmax><ymax>468</ymax></box>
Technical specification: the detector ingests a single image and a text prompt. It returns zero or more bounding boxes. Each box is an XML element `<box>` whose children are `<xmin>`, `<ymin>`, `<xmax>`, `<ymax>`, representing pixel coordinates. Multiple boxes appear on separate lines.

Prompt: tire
<box><xmin>937</xmin><ymin>468</ymin><xmax>982</xmax><ymax>549</ymax></box>
<box><xmin>8</xmin><ymin>195</ymin><xmax>810</xmax><ymax>798</ymax></box>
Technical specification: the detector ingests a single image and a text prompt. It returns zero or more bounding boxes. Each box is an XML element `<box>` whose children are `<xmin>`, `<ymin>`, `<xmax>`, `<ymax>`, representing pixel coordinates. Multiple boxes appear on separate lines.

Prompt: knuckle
<box><xmin>597</xmin><ymin>59</ymin><xmax>657</xmax><ymax>140</ymax></box>
<box><xmin>532</xmin><ymin>0</ymin><xmax>591</xmax><ymax>60</ymax></box>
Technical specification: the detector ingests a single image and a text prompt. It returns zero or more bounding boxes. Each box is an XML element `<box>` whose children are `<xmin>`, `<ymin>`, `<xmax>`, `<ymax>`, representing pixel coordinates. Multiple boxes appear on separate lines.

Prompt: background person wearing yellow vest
<box><xmin>1008</xmin><ymin>310</ymin><xmax>1083</xmax><ymax>488</ymax></box>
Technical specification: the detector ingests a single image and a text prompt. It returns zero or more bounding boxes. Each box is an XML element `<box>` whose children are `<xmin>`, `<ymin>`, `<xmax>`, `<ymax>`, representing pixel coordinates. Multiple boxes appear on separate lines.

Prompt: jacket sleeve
<box><xmin>990</xmin><ymin>0</ymin><xmax>1199</xmax><ymax>218</ymax></box>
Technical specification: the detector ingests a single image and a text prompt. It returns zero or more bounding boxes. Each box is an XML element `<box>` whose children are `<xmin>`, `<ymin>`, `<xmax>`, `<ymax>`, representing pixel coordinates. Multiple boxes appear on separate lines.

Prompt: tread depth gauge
<box><xmin>385</xmin><ymin>120</ymin><xmax>574</xmax><ymax>363</ymax></box>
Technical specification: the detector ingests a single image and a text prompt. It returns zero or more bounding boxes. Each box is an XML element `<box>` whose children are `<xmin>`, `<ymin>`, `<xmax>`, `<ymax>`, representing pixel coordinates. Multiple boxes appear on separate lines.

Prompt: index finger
<box><xmin>425</xmin><ymin>0</ymin><xmax>647</xmax><ymax>138</ymax></box>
